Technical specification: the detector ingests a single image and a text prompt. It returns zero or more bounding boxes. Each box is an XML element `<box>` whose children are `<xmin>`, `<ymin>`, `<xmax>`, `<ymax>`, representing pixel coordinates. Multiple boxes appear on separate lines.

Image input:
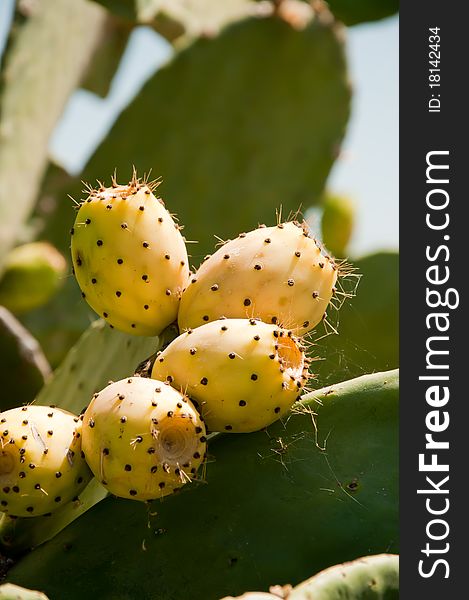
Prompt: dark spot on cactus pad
<box><xmin>120</xmin><ymin>416</ymin><xmax>127</xmax><ymax>423</ymax></box>
<box><xmin>28</xmin><ymin>463</ymin><xmax>35</xmax><ymax>469</ymax></box>
<box><xmin>287</xmin><ymin>279</ymin><xmax>294</xmax><ymax>286</ymax></box>
<box><xmin>121</xmin><ymin>223</ymin><xmax>128</xmax><ymax>229</ymax></box>
<box><xmin>116</xmin><ymin>291</ymin><xmax>122</xmax><ymax>297</ymax></box>
<box><xmin>228</xmin><ymin>353</ymin><xmax>236</xmax><ymax>359</ymax></box>
<box><xmin>70</xmin><ymin>228</ymin><xmax>74</xmax><ymax>235</ymax></box>
<box><xmin>158</xmin><ymin>217</ymin><xmax>164</xmax><ymax>223</ymax></box>
<box><xmin>97</xmin><ymin>240</ymin><xmax>103</xmax><ymax>246</ymax></box>
<box><xmin>177</xmin><ymin>402</ymin><xmax>183</xmax><ymax>409</ymax></box>
<box><xmin>277</xmin><ymin>223</ymin><xmax>284</xmax><ymax>229</ymax></box>
<box><xmin>295</xmin><ymin>251</ymin><xmax>301</xmax><ymax>257</ymax></box>
<box><xmin>22</xmin><ymin>420</ymin><xmax>28</xmax><ymax>425</ymax></box>
<box><xmin>151</xmin><ymin>466</ymin><xmax>158</xmax><ymax>474</ymax></box>
<box><xmin>190</xmin><ymin>348</ymin><xmax>197</xmax><ymax>355</ymax></box>
<box><xmin>264</xmin><ymin>238</ymin><xmax>271</xmax><ymax>244</ymax></box>
<box><xmin>142</xmin><ymin>274</ymin><xmax>148</xmax><ymax>281</ymax></box>
<box><xmin>12</xmin><ymin>486</ymin><xmax>19</xmax><ymax>493</ymax></box>
<box><xmin>167</xmin><ymin>411</ymin><xmax>174</xmax><ymax>418</ymax></box>
<box><xmin>47</xmin><ymin>430</ymin><xmax>53</xmax><ymax>436</ymax></box>
<box><xmin>55</xmin><ymin>496</ymin><xmax>61</xmax><ymax>503</ymax></box>
<box><xmin>347</xmin><ymin>480</ymin><xmax>359</xmax><ymax>491</ymax></box>
<box><xmin>166</xmin><ymin>289</ymin><xmax>171</xmax><ymax>296</ymax></box>
<box><xmin>131</xmin><ymin>324</ymin><xmax>136</xmax><ymax>329</ymax></box>
<box><xmin>200</xmin><ymin>436</ymin><xmax>207</xmax><ymax>443</ymax></box>
<box><xmin>303</xmin><ymin>321</ymin><xmax>310</xmax><ymax>328</ymax></box>
<box><xmin>103</xmin><ymin>312</ymin><xmax>108</xmax><ymax>318</ymax></box>
<box><xmin>144</xmin><ymin>305</ymin><xmax>149</xmax><ymax>310</ymax></box>
<box><xmin>76</xmin><ymin>255</ymin><xmax>82</xmax><ymax>266</ymax></box>
<box><xmin>147</xmin><ymin>447</ymin><xmax>155</xmax><ymax>454</ymax></box>
<box><xmin>26</xmin><ymin>506</ymin><xmax>34</xmax><ymax>513</ymax></box>
<box><xmin>117</xmin><ymin>258</ymin><xmax>123</xmax><ymax>264</ymax></box>
<box><xmin>274</xmin><ymin>407</ymin><xmax>281</xmax><ymax>414</ymax></box>
<box><xmin>125</xmin><ymin>464</ymin><xmax>132</xmax><ymax>471</ymax></box>
<box><xmin>319</xmin><ymin>262</ymin><xmax>324</xmax><ymax>268</ymax></box>
<box><xmin>159</xmin><ymin>482</ymin><xmax>165</xmax><ymax>489</ymax></box>
<box><xmin>253</xmin><ymin>335</ymin><xmax>260</xmax><ymax>341</ymax></box>
<box><xmin>244</xmin><ymin>298</ymin><xmax>251</xmax><ymax>306</ymax></box>
<box><xmin>88</xmin><ymin>419</ymin><xmax>95</xmax><ymax>428</ymax></box>
<box><xmin>225</xmin><ymin>425</ymin><xmax>233</xmax><ymax>431</ymax></box>
<box><xmin>135</xmin><ymin>436</ymin><xmax>143</xmax><ymax>443</ymax></box>
<box><xmin>203</xmin><ymin>315</ymin><xmax>209</xmax><ymax>321</ymax></box>
<box><xmin>195</xmin><ymin>427</ymin><xmax>202</xmax><ymax>434</ymax></box>
<box><xmin>221</xmin><ymin>325</ymin><xmax>228</xmax><ymax>331</ymax></box>
<box><xmin>271</xmin><ymin>316</ymin><xmax>278</xmax><ymax>324</ymax></box>
<box><xmin>85</xmin><ymin>218</ymin><xmax>91</xmax><ymax>225</ymax></box>
<box><xmin>22</xmin><ymin>435</ymin><xmax>27</xmax><ymax>440</ymax></box>
<box><xmin>312</xmin><ymin>291</ymin><xmax>319</xmax><ymax>298</ymax></box>
<box><xmin>91</xmin><ymin>278</ymin><xmax>97</xmax><ymax>284</ymax></box>
<box><xmin>166</xmin><ymin>376</ymin><xmax>173</xmax><ymax>383</ymax></box>
<box><xmin>56</xmin><ymin>471</ymin><xmax>62</xmax><ymax>478</ymax></box>
<box><xmin>2</xmin><ymin>487</ymin><xmax>9</xmax><ymax>494</ymax></box>
<box><xmin>19</xmin><ymin>472</ymin><xmax>26</xmax><ymax>478</ymax></box>
<box><xmin>200</xmin><ymin>378</ymin><xmax>208</xmax><ymax>385</ymax></box>
<box><xmin>129</xmin><ymin>490</ymin><xmax>137</xmax><ymax>496</ymax></box>
<box><xmin>77</xmin><ymin>477</ymin><xmax>83</xmax><ymax>484</ymax></box>
<box><xmin>211</xmin><ymin>284</ymin><xmax>219</xmax><ymax>291</ymax></box>
<box><xmin>193</xmin><ymin>452</ymin><xmax>201</xmax><ymax>459</ymax></box>
<box><xmin>223</xmin><ymin>254</ymin><xmax>230</xmax><ymax>260</ymax></box>
<box><xmin>82</xmin><ymin>292</ymin><xmax>86</xmax><ymax>298</ymax></box>
<box><xmin>254</xmin><ymin>264</ymin><xmax>262</xmax><ymax>270</ymax></box>
<box><xmin>139</xmin><ymin>206</ymin><xmax>145</xmax><ymax>211</ymax></box>
<box><xmin>164</xmin><ymin>254</ymin><xmax>170</xmax><ymax>260</ymax></box>
<box><xmin>239</xmin><ymin>400</ymin><xmax>247</xmax><ymax>407</ymax></box>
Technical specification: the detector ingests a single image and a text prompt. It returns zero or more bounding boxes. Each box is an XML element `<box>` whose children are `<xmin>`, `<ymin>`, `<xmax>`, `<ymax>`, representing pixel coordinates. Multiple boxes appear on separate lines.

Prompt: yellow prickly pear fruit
<box><xmin>70</xmin><ymin>172</ymin><xmax>189</xmax><ymax>336</ymax></box>
<box><xmin>0</xmin><ymin>406</ymin><xmax>92</xmax><ymax>517</ymax></box>
<box><xmin>178</xmin><ymin>221</ymin><xmax>337</xmax><ymax>335</ymax></box>
<box><xmin>152</xmin><ymin>318</ymin><xmax>309</xmax><ymax>433</ymax></box>
<box><xmin>81</xmin><ymin>377</ymin><xmax>206</xmax><ymax>501</ymax></box>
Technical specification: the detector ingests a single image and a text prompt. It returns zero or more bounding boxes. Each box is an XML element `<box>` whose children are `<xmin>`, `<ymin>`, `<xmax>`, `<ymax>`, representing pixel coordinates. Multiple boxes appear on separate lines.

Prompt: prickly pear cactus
<box><xmin>178</xmin><ymin>222</ymin><xmax>338</xmax><ymax>335</ymax></box>
<box><xmin>287</xmin><ymin>554</ymin><xmax>399</xmax><ymax>599</ymax></box>
<box><xmin>221</xmin><ymin>554</ymin><xmax>399</xmax><ymax>600</ymax></box>
<box><xmin>320</xmin><ymin>194</ymin><xmax>355</xmax><ymax>258</ymax></box>
<box><xmin>0</xmin><ymin>243</ymin><xmax>66</xmax><ymax>315</ymax></box>
<box><xmin>0</xmin><ymin>583</ymin><xmax>49</xmax><ymax>600</ymax></box>
<box><xmin>0</xmin><ymin>406</ymin><xmax>92</xmax><ymax>517</ymax></box>
<box><xmin>5</xmin><ymin>370</ymin><xmax>398</xmax><ymax>599</ymax></box>
<box><xmin>152</xmin><ymin>318</ymin><xmax>309</xmax><ymax>432</ymax></box>
<box><xmin>71</xmin><ymin>173</ymin><xmax>189</xmax><ymax>336</ymax></box>
<box><xmin>82</xmin><ymin>377</ymin><xmax>206</xmax><ymax>500</ymax></box>
<box><xmin>74</xmin><ymin>9</ymin><xmax>350</xmax><ymax>258</ymax></box>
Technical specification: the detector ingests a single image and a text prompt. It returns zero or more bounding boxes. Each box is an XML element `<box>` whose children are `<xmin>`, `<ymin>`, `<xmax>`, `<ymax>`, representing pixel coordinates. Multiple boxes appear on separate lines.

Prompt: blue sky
<box><xmin>0</xmin><ymin>3</ymin><xmax>398</xmax><ymax>256</ymax></box>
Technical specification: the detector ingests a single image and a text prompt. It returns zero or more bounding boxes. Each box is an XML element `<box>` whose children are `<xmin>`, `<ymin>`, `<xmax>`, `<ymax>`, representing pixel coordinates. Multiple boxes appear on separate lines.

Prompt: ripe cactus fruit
<box><xmin>81</xmin><ymin>377</ymin><xmax>206</xmax><ymax>501</ymax></box>
<box><xmin>151</xmin><ymin>318</ymin><xmax>309</xmax><ymax>433</ymax></box>
<box><xmin>178</xmin><ymin>221</ymin><xmax>337</xmax><ymax>336</ymax></box>
<box><xmin>0</xmin><ymin>406</ymin><xmax>92</xmax><ymax>518</ymax></box>
<box><xmin>70</xmin><ymin>172</ymin><xmax>189</xmax><ymax>336</ymax></box>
